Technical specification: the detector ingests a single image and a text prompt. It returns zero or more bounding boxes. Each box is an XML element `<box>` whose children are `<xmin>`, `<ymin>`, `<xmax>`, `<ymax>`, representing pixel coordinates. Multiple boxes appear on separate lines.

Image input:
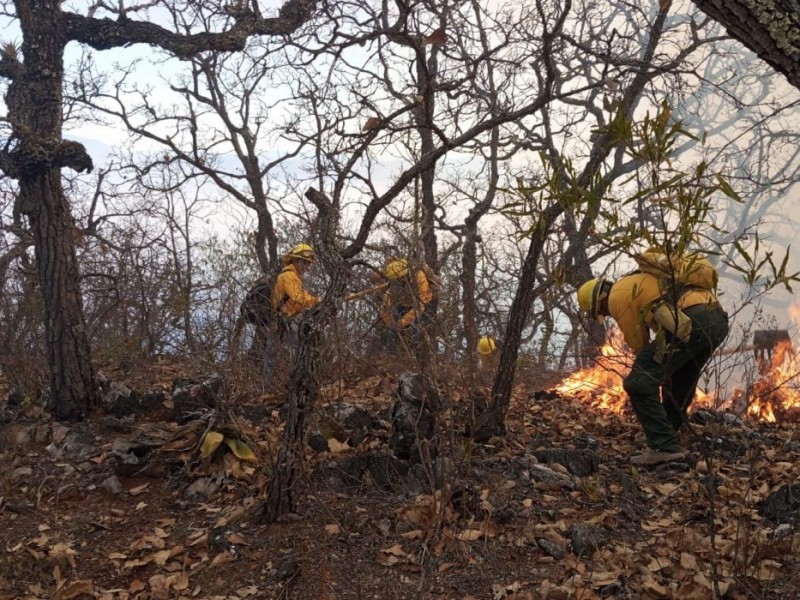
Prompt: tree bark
<box><xmin>263</xmin><ymin>187</ymin><xmax>347</xmax><ymax>520</ymax></box>
<box><xmin>12</xmin><ymin>0</ymin><xmax>97</xmax><ymax>420</ymax></box>
<box><xmin>691</xmin><ymin>0</ymin><xmax>800</xmax><ymax>91</ymax></box>
<box><xmin>474</xmin><ymin>203</ymin><xmax>563</xmax><ymax>439</ymax></box>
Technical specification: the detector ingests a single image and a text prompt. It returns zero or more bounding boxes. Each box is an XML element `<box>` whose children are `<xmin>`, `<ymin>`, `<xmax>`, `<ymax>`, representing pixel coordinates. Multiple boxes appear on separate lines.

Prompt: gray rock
<box><xmin>310</xmin><ymin>454</ymin><xmax>411</xmax><ymax>493</ymax></box>
<box><xmin>100</xmin><ymin>475</ymin><xmax>124</xmax><ymax>495</ymax></box>
<box><xmin>377</xmin><ymin>518</ymin><xmax>392</xmax><ymax>536</ymax></box>
<box><xmin>569</xmin><ymin>524</ymin><xmax>609</xmax><ymax>557</ymax></box>
<box><xmin>185</xmin><ymin>477</ymin><xmax>219</xmax><ymax>500</ymax></box>
<box><xmin>758</xmin><ymin>484</ymin><xmax>800</xmax><ymax>526</ymax></box>
<box><xmin>171</xmin><ymin>374</ymin><xmax>223</xmax><ymax>423</ymax></box>
<box><xmin>61</xmin><ymin>426</ymin><xmax>99</xmax><ymax>460</ymax></box>
<box><xmin>102</xmin><ymin>382</ymin><xmax>166</xmax><ymax>419</ymax></box>
<box><xmin>11</xmin><ymin>466</ymin><xmax>33</xmax><ymax>479</ymax></box>
<box><xmin>772</xmin><ymin>523</ymin><xmax>793</xmax><ymax>539</ymax></box>
<box><xmin>537</xmin><ymin>538</ymin><xmax>566</xmax><ymax>559</ymax></box>
<box><xmin>0</xmin><ymin>423</ymin><xmax>42</xmax><ymax>449</ymax></box>
<box><xmin>532</xmin><ymin>448</ymin><xmax>599</xmax><ymax>477</ymax></box>
<box><xmin>390</xmin><ymin>373</ymin><xmax>437</xmax><ymax>463</ymax></box>
<box><xmin>527</xmin><ymin>463</ymin><xmax>576</xmax><ymax>490</ymax></box>
<box><xmin>308</xmin><ymin>403</ymin><xmax>379</xmax><ymax>453</ymax></box>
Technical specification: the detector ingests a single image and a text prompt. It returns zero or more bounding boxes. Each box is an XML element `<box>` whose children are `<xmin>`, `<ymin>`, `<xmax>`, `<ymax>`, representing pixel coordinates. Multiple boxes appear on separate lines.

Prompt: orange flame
<box><xmin>555</xmin><ymin>338</ymin><xmax>633</xmax><ymax>413</ymax></box>
<box><xmin>747</xmin><ymin>339</ymin><xmax>800</xmax><ymax>422</ymax></box>
<box><xmin>554</xmin><ymin>330</ymin><xmax>800</xmax><ymax>423</ymax></box>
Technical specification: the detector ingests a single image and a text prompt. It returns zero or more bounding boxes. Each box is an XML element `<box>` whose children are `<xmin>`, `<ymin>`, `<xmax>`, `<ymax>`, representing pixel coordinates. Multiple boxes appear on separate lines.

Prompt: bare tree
<box><xmin>0</xmin><ymin>0</ymin><xmax>318</xmax><ymax>420</ymax></box>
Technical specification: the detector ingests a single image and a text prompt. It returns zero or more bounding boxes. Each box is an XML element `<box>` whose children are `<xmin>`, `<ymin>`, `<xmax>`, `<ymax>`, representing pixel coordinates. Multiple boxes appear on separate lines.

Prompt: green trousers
<box><xmin>623</xmin><ymin>303</ymin><xmax>729</xmax><ymax>453</ymax></box>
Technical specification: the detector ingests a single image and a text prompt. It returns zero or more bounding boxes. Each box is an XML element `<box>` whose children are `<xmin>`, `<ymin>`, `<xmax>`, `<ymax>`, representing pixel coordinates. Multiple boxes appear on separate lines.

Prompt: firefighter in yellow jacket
<box><xmin>577</xmin><ymin>251</ymin><xmax>729</xmax><ymax>465</ymax></box>
<box><xmin>264</xmin><ymin>243</ymin><xmax>320</xmax><ymax>384</ymax></box>
<box><xmin>379</xmin><ymin>259</ymin><xmax>433</xmax><ymax>357</ymax></box>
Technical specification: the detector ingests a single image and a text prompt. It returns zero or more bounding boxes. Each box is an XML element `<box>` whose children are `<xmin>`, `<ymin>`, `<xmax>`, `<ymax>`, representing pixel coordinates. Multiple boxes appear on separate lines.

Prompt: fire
<box><xmin>555</xmin><ymin>340</ymin><xmax>632</xmax><ymax>413</ymax></box>
<box><xmin>554</xmin><ymin>332</ymin><xmax>800</xmax><ymax>423</ymax></box>
<box><xmin>747</xmin><ymin>339</ymin><xmax>800</xmax><ymax>422</ymax></box>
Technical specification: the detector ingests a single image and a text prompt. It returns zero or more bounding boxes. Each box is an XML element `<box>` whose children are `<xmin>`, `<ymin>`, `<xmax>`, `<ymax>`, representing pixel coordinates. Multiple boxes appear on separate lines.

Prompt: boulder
<box><xmin>171</xmin><ymin>374</ymin><xmax>223</xmax><ymax>423</ymax></box>
<box><xmin>532</xmin><ymin>448</ymin><xmax>599</xmax><ymax>477</ymax></box>
<box><xmin>389</xmin><ymin>373</ymin><xmax>437</xmax><ymax>463</ymax></box>
<box><xmin>758</xmin><ymin>484</ymin><xmax>800</xmax><ymax>526</ymax></box>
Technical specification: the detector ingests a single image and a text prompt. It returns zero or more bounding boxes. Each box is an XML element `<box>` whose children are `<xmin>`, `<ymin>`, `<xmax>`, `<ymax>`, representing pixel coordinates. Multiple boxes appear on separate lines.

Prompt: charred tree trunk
<box><xmin>461</xmin><ymin>228</ymin><xmax>480</xmax><ymax>386</ymax></box>
<box><xmin>414</xmin><ymin>48</ymin><xmax>439</xmax><ymax>273</ymax></box>
<box><xmin>24</xmin><ymin>177</ymin><xmax>97</xmax><ymax>420</ymax></box>
<box><xmin>263</xmin><ymin>317</ymin><xmax>323</xmax><ymax>519</ymax></box>
<box><xmin>263</xmin><ymin>187</ymin><xmax>347</xmax><ymax>520</ymax></box>
<box><xmin>474</xmin><ymin>204</ymin><xmax>563</xmax><ymax>440</ymax></box>
<box><xmin>3</xmin><ymin>0</ymin><xmax>97</xmax><ymax>420</ymax></box>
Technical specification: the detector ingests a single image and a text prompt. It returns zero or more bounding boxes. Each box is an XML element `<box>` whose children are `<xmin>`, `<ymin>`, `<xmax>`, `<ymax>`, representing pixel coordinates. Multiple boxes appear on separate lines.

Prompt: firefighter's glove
<box><xmin>652</xmin><ymin>302</ymin><xmax>692</xmax><ymax>343</ymax></box>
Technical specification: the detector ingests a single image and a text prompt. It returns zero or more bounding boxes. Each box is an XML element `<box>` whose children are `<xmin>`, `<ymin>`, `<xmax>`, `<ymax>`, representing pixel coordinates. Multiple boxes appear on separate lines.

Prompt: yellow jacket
<box><xmin>608</xmin><ymin>272</ymin><xmax>717</xmax><ymax>353</ymax></box>
<box><xmin>272</xmin><ymin>264</ymin><xmax>320</xmax><ymax>318</ymax></box>
<box><xmin>380</xmin><ymin>270</ymin><xmax>433</xmax><ymax>328</ymax></box>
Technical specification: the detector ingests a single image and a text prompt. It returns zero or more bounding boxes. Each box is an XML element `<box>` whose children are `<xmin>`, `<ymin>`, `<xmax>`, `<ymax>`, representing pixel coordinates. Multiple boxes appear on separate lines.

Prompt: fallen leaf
<box><xmin>224</xmin><ymin>437</ymin><xmax>258</xmax><ymax>462</ymax></box>
<box><xmin>211</xmin><ymin>551</ymin><xmax>235</xmax><ymax>567</ymax></box>
<box><xmin>227</xmin><ymin>533</ymin><xmax>247</xmax><ymax>545</ymax></box>
<box><xmin>327</xmin><ymin>438</ymin><xmax>350</xmax><ymax>453</ymax></box>
<box><xmin>56</xmin><ymin>580</ymin><xmax>93</xmax><ymax>600</ymax></box>
<box><xmin>438</xmin><ymin>562</ymin><xmax>458</xmax><ymax>573</ymax></box>
<box><xmin>166</xmin><ymin>572</ymin><xmax>189</xmax><ymax>591</ymax></box>
<box><xmin>680</xmin><ymin>552</ymin><xmax>698</xmax><ymax>571</ymax></box>
<box><xmin>129</xmin><ymin>483</ymin><xmax>149</xmax><ymax>496</ymax></box>
<box><xmin>400</xmin><ymin>530</ymin><xmax>423</xmax><ymax>540</ymax></box>
<box><xmin>50</xmin><ymin>543</ymin><xmax>77</xmax><ymax>569</ymax></box>
<box><xmin>381</xmin><ymin>544</ymin><xmax>406</xmax><ymax>557</ymax></box>
<box><xmin>324</xmin><ymin>524</ymin><xmax>341</xmax><ymax>535</ymax></box>
<box><xmin>755</xmin><ymin>559</ymin><xmax>782</xmax><ymax>581</ymax></box>
<box><xmin>455</xmin><ymin>529</ymin><xmax>483</xmax><ymax>541</ymax></box>
<box><xmin>200</xmin><ymin>431</ymin><xmax>224</xmax><ymax>458</ymax></box>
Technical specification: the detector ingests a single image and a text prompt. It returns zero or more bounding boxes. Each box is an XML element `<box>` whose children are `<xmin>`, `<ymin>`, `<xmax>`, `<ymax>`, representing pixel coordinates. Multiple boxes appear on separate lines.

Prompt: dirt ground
<box><xmin>1</xmin><ymin>359</ymin><xmax>799</xmax><ymax>600</ymax></box>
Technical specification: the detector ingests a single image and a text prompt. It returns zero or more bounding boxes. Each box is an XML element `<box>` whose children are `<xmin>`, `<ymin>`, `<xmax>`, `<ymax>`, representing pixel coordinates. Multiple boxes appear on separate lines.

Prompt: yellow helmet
<box><xmin>385</xmin><ymin>259</ymin><xmax>409</xmax><ymax>280</ymax></box>
<box><xmin>477</xmin><ymin>335</ymin><xmax>497</xmax><ymax>356</ymax></box>
<box><xmin>577</xmin><ymin>278</ymin><xmax>609</xmax><ymax>322</ymax></box>
<box><xmin>288</xmin><ymin>243</ymin><xmax>315</xmax><ymax>262</ymax></box>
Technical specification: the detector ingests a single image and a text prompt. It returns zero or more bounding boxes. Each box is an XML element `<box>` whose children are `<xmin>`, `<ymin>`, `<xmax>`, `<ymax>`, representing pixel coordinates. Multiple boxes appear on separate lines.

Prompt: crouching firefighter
<box><xmin>576</xmin><ymin>249</ymin><xmax>729</xmax><ymax>465</ymax></box>
<box><xmin>264</xmin><ymin>243</ymin><xmax>321</xmax><ymax>385</ymax></box>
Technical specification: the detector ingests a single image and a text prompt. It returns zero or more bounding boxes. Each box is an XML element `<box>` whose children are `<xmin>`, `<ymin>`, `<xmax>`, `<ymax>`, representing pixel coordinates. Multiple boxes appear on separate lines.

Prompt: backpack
<box><xmin>240</xmin><ymin>272</ymin><xmax>279</xmax><ymax>326</ymax></box>
<box><xmin>634</xmin><ymin>249</ymin><xmax>718</xmax><ymax>299</ymax></box>
<box><xmin>420</xmin><ymin>263</ymin><xmax>442</xmax><ymax>301</ymax></box>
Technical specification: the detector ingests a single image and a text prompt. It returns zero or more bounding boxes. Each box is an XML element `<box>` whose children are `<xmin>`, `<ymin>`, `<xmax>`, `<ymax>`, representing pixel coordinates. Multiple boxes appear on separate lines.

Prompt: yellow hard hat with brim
<box><xmin>288</xmin><ymin>243</ymin><xmax>315</xmax><ymax>262</ymax></box>
<box><xmin>478</xmin><ymin>335</ymin><xmax>497</xmax><ymax>355</ymax></box>
<box><xmin>577</xmin><ymin>278</ymin><xmax>608</xmax><ymax>323</ymax></box>
<box><xmin>385</xmin><ymin>259</ymin><xmax>409</xmax><ymax>280</ymax></box>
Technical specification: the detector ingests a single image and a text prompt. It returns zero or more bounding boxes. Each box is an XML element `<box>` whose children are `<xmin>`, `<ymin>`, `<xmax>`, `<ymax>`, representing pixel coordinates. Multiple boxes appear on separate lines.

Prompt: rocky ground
<box><xmin>1</xmin><ymin>359</ymin><xmax>799</xmax><ymax>599</ymax></box>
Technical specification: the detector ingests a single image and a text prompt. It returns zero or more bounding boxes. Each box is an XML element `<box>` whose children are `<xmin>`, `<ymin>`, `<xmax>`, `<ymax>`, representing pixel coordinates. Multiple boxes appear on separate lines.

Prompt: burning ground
<box><xmin>1</xmin><ymin>354</ymin><xmax>799</xmax><ymax>599</ymax></box>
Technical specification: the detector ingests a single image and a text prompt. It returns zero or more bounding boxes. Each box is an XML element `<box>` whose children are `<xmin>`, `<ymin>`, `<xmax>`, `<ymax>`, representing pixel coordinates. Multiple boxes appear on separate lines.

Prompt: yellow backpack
<box><xmin>635</xmin><ymin>248</ymin><xmax>718</xmax><ymax>296</ymax></box>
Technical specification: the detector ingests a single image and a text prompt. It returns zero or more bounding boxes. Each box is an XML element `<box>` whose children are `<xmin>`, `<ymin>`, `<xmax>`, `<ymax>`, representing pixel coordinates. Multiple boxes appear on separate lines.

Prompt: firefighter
<box><xmin>576</xmin><ymin>254</ymin><xmax>729</xmax><ymax>465</ymax></box>
<box><xmin>379</xmin><ymin>258</ymin><xmax>433</xmax><ymax>358</ymax></box>
<box><xmin>264</xmin><ymin>243</ymin><xmax>320</xmax><ymax>384</ymax></box>
<box><xmin>477</xmin><ymin>335</ymin><xmax>499</xmax><ymax>384</ymax></box>
<box><xmin>477</xmin><ymin>335</ymin><xmax>498</xmax><ymax>368</ymax></box>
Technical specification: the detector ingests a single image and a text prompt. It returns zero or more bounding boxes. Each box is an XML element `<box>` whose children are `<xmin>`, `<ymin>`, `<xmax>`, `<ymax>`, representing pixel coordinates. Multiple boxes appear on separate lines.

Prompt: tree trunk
<box><xmin>414</xmin><ymin>52</ymin><xmax>439</xmax><ymax>273</ymax></box>
<box><xmin>23</xmin><ymin>177</ymin><xmax>97</xmax><ymax>420</ymax></box>
<box><xmin>460</xmin><ymin>228</ymin><xmax>480</xmax><ymax>387</ymax></box>
<box><xmin>263</xmin><ymin>187</ymin><xmax>346</xmax><ymax>520</ymax></box>
<box><xmin>475</xmin><ymin>204</ymin><xmax>563</xmax><ymax>439</ymax></box>
<box><xmin>12</xmin><ymin>0</ymin><xmax>97</xmax><ymax>420</ymax></box>
<box><xmin>690</xmin><ymin>0</ymin><xmax>800</xmax><ymax>91</ymax></box>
